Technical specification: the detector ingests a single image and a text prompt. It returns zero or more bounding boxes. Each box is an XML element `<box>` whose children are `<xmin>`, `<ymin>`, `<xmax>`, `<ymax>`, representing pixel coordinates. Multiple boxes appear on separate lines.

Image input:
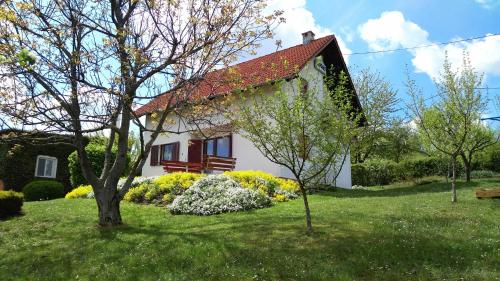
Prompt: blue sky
<box><xmin>256</xmin><ymin>0</ymin><xmax>500</xmax><ymax>123</ymax></box>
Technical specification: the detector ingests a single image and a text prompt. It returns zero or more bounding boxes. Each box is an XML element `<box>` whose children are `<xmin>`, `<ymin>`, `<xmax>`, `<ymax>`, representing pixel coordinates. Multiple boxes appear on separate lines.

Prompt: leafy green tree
<box><xmin>351</xmin><ymin>67</ymin><xmax>398</xmax><ymax>163</ymax></box>
<box><xmin>383</xmin><ymin>119</ymin><xmax>422</xmax><ymax>163</ymax></box>
<box><xmin>460</xmin><ymin>124</ymin><xmax>497</xmax><ymax>182</ymax></box>
<box><xmin>229</xmin><ymin>73</ymin><xmax>361</xmax><ymax>233</ymax></box>
<box><xmin>0</xmin><ymin>0</ymin><xmax>279</xmax><ymax>226</ymax></box>
<box><xmin>407</xmin><ymin>55</ymin><xmax>486</xmax><ymax>203</ymax></box>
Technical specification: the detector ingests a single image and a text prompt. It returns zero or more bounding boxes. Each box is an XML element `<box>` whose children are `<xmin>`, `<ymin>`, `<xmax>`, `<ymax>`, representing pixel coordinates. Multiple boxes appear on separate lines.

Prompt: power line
<box><xmin>476</xmin><ymin>87</ymin><xmax>500</xmax><ymax>90</ymax></box>
<box><xmin>393</xmin><ymin>94</ymin><xmax>440</xmax><ymax>114</ymax></box>
<box><xmin>345</xmin><ymin>33</ymin><xmax>500</xmax><ymax>55</ymax></box>
<box><xmin>481</xmin><ymin>116</ymin><xmax>500</xmax><ymax>121</ymax></box>
<box><xmin>341</xmin><ymin>33</ymin><xmax>500</xmax><ymax>121</ymax></box>
<box><xmin>393</xmin><ymin>89</ymin><xmax>499</xmax><ymax>120</ymax></box>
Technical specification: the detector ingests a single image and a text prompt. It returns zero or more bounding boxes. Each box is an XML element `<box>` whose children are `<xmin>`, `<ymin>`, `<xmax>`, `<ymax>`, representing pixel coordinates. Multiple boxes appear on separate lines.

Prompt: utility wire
<box><xmin>394</xmin><ymin>87</ymin><xmax>499</xmax><ymax>120</ymax></box>
<box><xmin>345</xmin><ymin>33</ymin><xmax>500</xmax><ymax>55</ymax></box>
<box><xmin>342</xmin><ymin>33</ymin><xmax>500</xmax><ymax>121</ymax></box>
<box><xmin>393</xmin><ymin>86</ymin><xmax>499</xmax><ymax>113</ymax></box>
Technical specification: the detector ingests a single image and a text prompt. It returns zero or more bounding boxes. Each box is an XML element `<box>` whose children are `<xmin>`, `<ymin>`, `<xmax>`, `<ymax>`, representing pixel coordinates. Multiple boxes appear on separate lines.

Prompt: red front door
<box><xmin>188</xmin><ymin>139</ymin><xmax>203</xmax><ymax>163</ymax></box>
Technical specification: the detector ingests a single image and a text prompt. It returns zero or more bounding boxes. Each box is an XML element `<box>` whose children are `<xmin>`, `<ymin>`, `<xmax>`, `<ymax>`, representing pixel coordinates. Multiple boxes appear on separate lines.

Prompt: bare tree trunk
<box><xmin>299</xmin><ymin>186</ymin><xmax>313</xmax><ymax>233</ymax></box>
<box><xmin>464</xmin><ymin>162</ymin><xmax>471</xmax><ymax>182</ymax></box>
<box><xmin>451</xmin><ymin>156</ymin><xmax>458</xmax><ymax>203</ymax></box>
<box><xmin>460</xmin><ymin>153</ymin><xmax>472</xmax><ymax>182</ymax></box>
<box><xmin>96</xmin><ymin>190</ymin><xmax>122</xmax><ymax>226</ymax></box>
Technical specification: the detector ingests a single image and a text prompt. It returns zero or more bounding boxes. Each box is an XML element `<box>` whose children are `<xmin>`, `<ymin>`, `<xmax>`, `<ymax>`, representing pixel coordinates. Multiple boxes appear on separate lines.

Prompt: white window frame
<box><xmin>35</xmin><ymin>155</ymin><xmax>58</xmax><ymax>178</ymax></box>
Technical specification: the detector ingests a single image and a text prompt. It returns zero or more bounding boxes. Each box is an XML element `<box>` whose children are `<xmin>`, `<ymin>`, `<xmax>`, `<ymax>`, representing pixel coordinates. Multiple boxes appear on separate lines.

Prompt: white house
<box><xmin>135</xmin><ymin>31</ymin><xmax>363</xmax><ymax>188</ymax></box>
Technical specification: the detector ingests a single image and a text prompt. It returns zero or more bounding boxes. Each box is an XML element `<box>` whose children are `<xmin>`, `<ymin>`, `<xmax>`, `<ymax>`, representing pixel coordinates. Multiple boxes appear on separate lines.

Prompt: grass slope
<box><xmin>0</xmin><ymin>178</ymin><xmax>499</xmax><ymax>281</ymax></box>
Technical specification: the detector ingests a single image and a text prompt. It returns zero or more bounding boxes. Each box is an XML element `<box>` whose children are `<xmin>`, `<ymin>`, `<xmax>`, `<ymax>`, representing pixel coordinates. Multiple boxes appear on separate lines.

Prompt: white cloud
<box><xmin>256</xmin><ymin>0</ymin><xmax>351</xmax><ymax>63</ymax></box>
<box><xmin>359</xmin><ymin>11</ymin><xmax>429</xmax><ymax>51</ymax></box>
<box><xmin>340</xmin><ymin>26</ymin><xmax>355</xmax><ymax>43</ymax></box>
<box><xmin>412</xmin><ymin>35</ymin><xmax>500</xmax><ymax>80</ymax></box>
<box><xmin>474</xmin><ymin>0</ymin><xmax>500</xmax><ymax>9</ymax></box>
<box><xmin>358</xmin><ymin>11</ymin><xmax>500</xmax><ymax>80</ymax></box>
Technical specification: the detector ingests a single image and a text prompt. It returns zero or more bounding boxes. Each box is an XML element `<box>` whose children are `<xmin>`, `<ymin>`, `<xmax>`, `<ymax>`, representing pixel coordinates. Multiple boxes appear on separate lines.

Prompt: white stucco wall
<box><xmin>140</xmin><ymin>57</ymin><xmax>353</xmax><ymax>188</ymax></box>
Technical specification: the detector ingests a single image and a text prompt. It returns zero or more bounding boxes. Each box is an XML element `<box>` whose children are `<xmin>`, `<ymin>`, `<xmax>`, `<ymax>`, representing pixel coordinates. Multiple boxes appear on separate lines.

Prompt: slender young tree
<box><xmin>407</xmin><ymin>54</ymin><xmax>486</xmax><ymax>203</ymax></box>
<box><xmin>228</xmin><ymin>72</ymin><xmax>361</xmax><ymax>233</ymax></box>
<box><xmin>0</xmin><ymin>0</ymin><xmax>280</xmax><ymax>225</ymax></box>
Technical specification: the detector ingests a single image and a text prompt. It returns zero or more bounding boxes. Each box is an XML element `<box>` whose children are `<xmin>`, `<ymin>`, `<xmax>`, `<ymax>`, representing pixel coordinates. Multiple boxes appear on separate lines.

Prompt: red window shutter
<box><xmin>150</xmin><ymin>145</ymin><xmax>159</xmax><ymax>166</ymax></box>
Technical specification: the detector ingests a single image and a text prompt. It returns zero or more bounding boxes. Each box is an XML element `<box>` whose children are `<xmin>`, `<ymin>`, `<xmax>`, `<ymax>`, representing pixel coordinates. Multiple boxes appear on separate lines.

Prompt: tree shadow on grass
<box><xmin>88</xmin><ymin>210</ymin><xmax>498</xmax><ymax>281</ymax></box>
<box><xmin>0</xmin><ymin>211</ymin><xmax>25</xmax><ymax>221</ymax></box>
<box><xmin>3</xmin><ymin>197</ymin><xmax>499</xmax><ymax>281</ymax></box>
<box><xmin>4</xmin><ymin>187</ymin><xmax>500</xmax><ymax>281</ymax></box>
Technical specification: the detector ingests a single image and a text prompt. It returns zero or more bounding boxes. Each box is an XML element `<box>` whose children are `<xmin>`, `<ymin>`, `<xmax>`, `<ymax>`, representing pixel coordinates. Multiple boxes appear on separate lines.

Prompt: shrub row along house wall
<box><xmin>135</xmin><ymin>32</ymin><xmax>362</xmax><ymax>188</ymax></box>
<box><xmin>0</xmin><ymin>129</ymin><xmax>76</xmax><ymax>192</ymax></box>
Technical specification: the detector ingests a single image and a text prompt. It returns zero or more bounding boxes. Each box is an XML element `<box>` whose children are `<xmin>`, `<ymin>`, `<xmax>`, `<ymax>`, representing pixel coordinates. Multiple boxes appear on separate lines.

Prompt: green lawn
<box><xmin>1</xmin><ymin>178</ymin><xmax>499</xmax><ymax>281</ymax></box>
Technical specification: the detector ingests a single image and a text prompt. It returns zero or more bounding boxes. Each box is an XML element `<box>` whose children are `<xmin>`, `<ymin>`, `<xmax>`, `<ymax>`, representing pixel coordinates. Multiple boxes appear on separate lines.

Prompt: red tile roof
<box><xmin>135</xmin><ymin>35</ymin><xmax>336</xmax><ymax>116</ymax></box>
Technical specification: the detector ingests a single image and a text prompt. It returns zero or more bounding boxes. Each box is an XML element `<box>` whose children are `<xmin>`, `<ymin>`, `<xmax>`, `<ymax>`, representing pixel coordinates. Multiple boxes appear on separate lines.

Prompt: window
<box><xmin>216</xmin><ymin>137</ymin><xmax>230</xmax><ymax>157</ymax></box>
<box><xmin>204</xmin><ymin>136</ymin><xmax>231</xmax><ymax>157</ymax></box>
<box><xmin>205</xmin><ymin>139</ymin><xmax>215</xmax><ymax>156</ymax></box>
<box><xmin>35</xmin><ymin>155</ymin><xmax>57</xmax><ymax>178</ymax></box>
<box><xmin>160</xmin><ymin>142</ymin><xmax>179</xmax><ymax>161</ymax></box>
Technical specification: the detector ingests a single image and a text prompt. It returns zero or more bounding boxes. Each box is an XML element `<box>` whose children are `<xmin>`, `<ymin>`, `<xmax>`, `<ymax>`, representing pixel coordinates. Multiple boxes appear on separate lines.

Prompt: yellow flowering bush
<box><xmin>272</xmin><ymin>194</ymin><xmax>287</xmax><ymax>202</ymax></box>
<box><xmin>276</xmin><ymin>178</ymin><xmax>300</xmax><ymax>193</ymax></box>
<box><xmin>162</xmin><ymin>193</ymin><xmax>175</xmax><ymax>204</ymax></box>
<box><xmin>123</xmin><ymin>173</ymin><xmax>204</xmax><ymax>204</ymax></box>
<box><xmin>122</xmin><ymin>171</ymin><xmax>299</xmax><ymax>205</ymax></box>
<box><xmin>224</xmin><ymin>170</ymin><xmax>299</xmax><ymax>200</ymax></box>
<box><xmin>65</xmin><ymin>185</ymin><xmax>93</xmax><ymax>199</ymax></box>
<box><xmin>224</xmin><ymin>170</ymin><xmax>277</xmax><ymax>194</ymax></box>
<box><xmin>154</xmin><ymin>172</ymin><xmax>204</xmax><ymax>195</ymax></box>
<box><xmin>123</xmin><ymin>183</ymin><xmax>150</xmax><ymax>203</ymax></box>
<box><xmin>144</xmin><ymin>185</ymin><xmax>161</xmax><ymax>202</ymax></box>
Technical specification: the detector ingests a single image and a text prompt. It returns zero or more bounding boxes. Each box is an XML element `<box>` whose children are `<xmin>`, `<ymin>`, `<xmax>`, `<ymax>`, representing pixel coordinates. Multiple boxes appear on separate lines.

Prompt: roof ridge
<box><xmin>227</xmin><ymin>34</ymin><xmax>335</xmax><ymax>69</ymax></box>
<box><xmin>135</xmin><ymin>34</ymin><xmax>336</xmax><ymax>116</ymax></box>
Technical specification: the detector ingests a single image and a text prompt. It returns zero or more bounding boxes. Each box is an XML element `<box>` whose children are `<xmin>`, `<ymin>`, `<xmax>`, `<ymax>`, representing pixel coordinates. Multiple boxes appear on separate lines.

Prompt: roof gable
<box><xmin>135</xmin><ymin>35</ymin><xmax>336</xmax><ymax>116</ymax></box>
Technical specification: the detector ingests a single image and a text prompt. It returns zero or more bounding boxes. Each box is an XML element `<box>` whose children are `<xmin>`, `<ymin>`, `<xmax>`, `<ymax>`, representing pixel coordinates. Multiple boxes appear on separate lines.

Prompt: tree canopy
<box><xmin>229</xmin><ymin>71</ymin><xmax>361</xmax><ymax>232</ymax></box>
<box><xmin>408</xmin><ymin>54</ymin><xmax>486</xmax><ymax>202</ymax></box>
<box><xmin>0</xmin><ymin>0</ymin><xmax>281</xmax><ymax>225</ymax></box>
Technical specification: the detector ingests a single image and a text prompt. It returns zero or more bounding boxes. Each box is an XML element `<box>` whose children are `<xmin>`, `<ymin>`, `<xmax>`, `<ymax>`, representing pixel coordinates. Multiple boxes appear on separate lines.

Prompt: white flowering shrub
<box><xmin>117</xmin><ymin>176</ymin><xmax>159</xmax><ymax>190</ymax></box>
<box><xmin>168</xmin><ymin>175</ymin><xmax>271</xmax><ymax>215</ymax></box>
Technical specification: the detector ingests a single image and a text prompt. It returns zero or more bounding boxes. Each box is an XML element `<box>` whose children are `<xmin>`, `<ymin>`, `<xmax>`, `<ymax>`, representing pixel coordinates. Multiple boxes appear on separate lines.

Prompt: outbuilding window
<box><xmin>35</xmin><ymin>155</ymin><xmax>58</xmax><ymax>178</ymax></box>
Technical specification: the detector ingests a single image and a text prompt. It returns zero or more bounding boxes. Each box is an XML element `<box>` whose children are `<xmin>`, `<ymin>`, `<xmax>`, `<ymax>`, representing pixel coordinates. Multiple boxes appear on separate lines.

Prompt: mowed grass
<box><xmin>0</xmin><ymin>178</ymin><xmax>499</xmax><ymax>281</ymax></box>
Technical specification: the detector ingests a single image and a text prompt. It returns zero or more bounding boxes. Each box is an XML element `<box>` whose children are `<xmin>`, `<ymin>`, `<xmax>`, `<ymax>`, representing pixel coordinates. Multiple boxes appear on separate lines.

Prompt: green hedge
<box><xmin>400</xmin><ymin>157</ymin><xmax>452</xmax><ymax>179</ymax></box>
<box><xmin>352</xmin><ymin>159</ymin><xmax>403</xmax><ymax>186</ymax></box>
<box><xmin>0</xmin><ymin>190</ymin><xmax>24</xmax><ymax>218</ymax></box>
<box><xmin>352</xmin><ymin>157</ymin><xmax>463</xmax><ymax>186</ymax></box>
<box><xmin>68</xmin><ymin>141</ymin><xmax>130</xmax><ymax>187</ymax></box>
<box><xmin>22</xmin><ymin>180</ymin><xmax>65</xmax><ymax>201</ymax></box>
<box><xmin>488</xmin><ymin>149</ymin><xmax>500</xmax><ymax>172</ymax></box>
<box><xmin>471</xmin><ymin>170</ymin><xmax>498</xmax><ymax>179</ymax></box>
<box><xmin>471</xmin><ymin>143</ymin><xmax>500</xmax><ymax>172</ymax></box>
